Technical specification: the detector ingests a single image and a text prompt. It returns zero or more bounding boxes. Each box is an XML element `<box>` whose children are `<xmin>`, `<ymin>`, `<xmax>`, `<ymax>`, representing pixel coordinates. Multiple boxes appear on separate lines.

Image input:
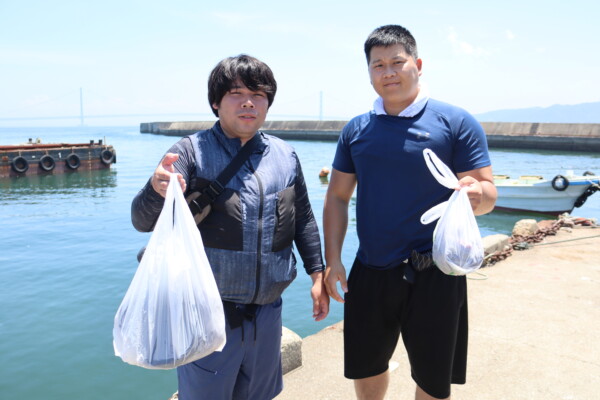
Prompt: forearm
<box><xmin>295</xmin><ymin>217</ymin><xmax>325</xmax><ymax>274</ymax></box>
<box><xmin>474</xmin><ymin>180</ymin><xmax>497</xmax><ymax>216</ymax></box>
<box><xmin>131</xmin><ymin>179</ymin><xmax>165</xmax><ymax>232</ymax></box>
<box><xmin>131</xmin><ymin>137</ymin><xmax>195</xmax><ymax>232</ymax></box>
<box><xmin>310</xmin><ymin>270</ymin><xmax>324</xmax><ymax>284</ymax></box>
<box><xmin>323</xmin><ymin>196</ymin><xmax>349</xmax><ymax>265</ymax></box>
<box><xmin>457</xmin><ymin>166</ymin><xmax>497</xmax><ymax>216</ymax></box>
<box><xmin>294</xmin><ymin>165</ymin><xmax>325</xmax><ymax>274</ymax></box>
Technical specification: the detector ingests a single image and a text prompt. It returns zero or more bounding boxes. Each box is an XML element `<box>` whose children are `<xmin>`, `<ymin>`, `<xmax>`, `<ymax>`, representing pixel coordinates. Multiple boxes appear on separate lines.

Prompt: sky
<box><xmin>1</xmin><ymin>0</ymin><xmax>599</xmax><ymax>127</ymax></box>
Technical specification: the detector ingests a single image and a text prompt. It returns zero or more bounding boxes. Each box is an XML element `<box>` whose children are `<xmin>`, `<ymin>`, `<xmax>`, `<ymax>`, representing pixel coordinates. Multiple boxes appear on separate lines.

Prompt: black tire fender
<box><xmin>551</xmin><ymin>175</ymin><xmax>569</xmax><ymax>191</ymax></box>
<box><xmin>100</xmin><ymin>149</ymin><xmax>115</xmax><ymax>165</ymax></box>
<box><xmin>11</xmin><ymin>156</ymin><xmax>29</xmax><ymax>173</ymax></box>
<box><xmin>65</xmin><ymin>153</ymin><xmax>81</xmax><ymax>170</ymax></box>
<box><xmin>39</xmin><ymin>154</ymin><xmax>56</xmax><ymax>172</ymax></box>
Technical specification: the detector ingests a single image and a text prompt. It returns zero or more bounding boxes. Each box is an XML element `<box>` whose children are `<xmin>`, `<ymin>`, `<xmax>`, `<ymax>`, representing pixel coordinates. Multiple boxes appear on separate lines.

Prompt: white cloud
<box><xmin>506</xmin><ymin>30</ymin><xmax>516</xmax><ymax>40</ymax></box>
<box><xmin>447</xmin><ymin>27</ymin><xmax>490</xmax><ymax>56</ymax></box>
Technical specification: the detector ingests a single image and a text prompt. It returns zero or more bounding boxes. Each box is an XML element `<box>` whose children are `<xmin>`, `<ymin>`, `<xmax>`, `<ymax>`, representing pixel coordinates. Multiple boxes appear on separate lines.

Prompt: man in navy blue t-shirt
<box><xmin>323</xmin><ymin>25</ymin><xmax>497</xmax><ymax>400</ymax></box>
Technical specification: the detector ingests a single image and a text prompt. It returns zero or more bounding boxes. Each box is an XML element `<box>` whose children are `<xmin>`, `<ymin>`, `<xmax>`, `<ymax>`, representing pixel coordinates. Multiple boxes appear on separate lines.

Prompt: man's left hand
<box><xmin>457</xmin><ymin>175</ymin><xmax>483</xmax><ymax>211</ymax></box>
<box><xmin>310</xmin><ymin>271</ymin><xmax>330</xmax><ymax>321</ymax></box>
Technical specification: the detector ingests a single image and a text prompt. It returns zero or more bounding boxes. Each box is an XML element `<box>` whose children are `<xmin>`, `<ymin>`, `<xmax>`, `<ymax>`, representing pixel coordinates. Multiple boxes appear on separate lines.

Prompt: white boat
<box><xmin>494</xmin><ymin>171</ymin><xmax>600</xmax><ymax>215</ymax></box>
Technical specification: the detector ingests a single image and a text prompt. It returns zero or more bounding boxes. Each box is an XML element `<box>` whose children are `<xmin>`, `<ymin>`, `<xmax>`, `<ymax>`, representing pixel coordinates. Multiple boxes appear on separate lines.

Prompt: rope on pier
<box><xmin>484</xmin><ymin>214</ymin><xmax>598</xmax><ymax>266</ymax></box>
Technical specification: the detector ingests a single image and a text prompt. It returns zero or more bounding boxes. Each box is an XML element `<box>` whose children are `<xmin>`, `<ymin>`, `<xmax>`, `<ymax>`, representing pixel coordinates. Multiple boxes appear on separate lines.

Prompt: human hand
<box><xmin>457</xmin><ymin>175</ymin><xmax>483</xmax><ymax>211</ymax></box>
<box><xmin>151</xmin><ymin>153</ymin><xmax>186</xmax><ymax>197</ymax></box>
<box><xmin>324</xmin><ymin>261</ymin><xmax>348</xmax><ymax>303</ymax></box>
<box><xmin>310</xmin><ymin>271</ymin><xmax>330</xmax><ymax>321</ymax></box>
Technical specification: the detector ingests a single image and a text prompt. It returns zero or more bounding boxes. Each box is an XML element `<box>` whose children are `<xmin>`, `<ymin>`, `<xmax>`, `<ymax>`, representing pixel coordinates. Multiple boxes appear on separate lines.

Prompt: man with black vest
<box><xmin>132</xmin><ymin>54</ymin><xmax>328</xmax><ymax>400</ymax></box>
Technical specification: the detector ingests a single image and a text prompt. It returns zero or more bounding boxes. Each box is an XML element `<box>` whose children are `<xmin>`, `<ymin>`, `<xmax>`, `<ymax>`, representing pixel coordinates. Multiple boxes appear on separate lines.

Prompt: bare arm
<box><xmin>323</xmin><ymin>169</ymin><xmax>357</xmax><ymax>303</ymax></box>
<box><xmin>457</xmin><ymin>165</ymin><xmax>497</xmax><ymax>215</ymax></box>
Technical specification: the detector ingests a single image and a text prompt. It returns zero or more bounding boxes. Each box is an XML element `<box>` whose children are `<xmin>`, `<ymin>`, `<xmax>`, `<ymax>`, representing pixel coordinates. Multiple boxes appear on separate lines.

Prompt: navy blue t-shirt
<box><xmin>333</xmin><ymin>99</ymin><xmax>491</xmax><ymax>269</ymax></box>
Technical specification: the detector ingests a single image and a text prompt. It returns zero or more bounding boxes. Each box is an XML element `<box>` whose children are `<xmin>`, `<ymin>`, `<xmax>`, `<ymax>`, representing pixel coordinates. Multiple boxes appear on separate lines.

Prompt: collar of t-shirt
<box><xmin>372</xmin><ymin>86</ymin><xmax>430</xmax><ymax>117</ymax></box>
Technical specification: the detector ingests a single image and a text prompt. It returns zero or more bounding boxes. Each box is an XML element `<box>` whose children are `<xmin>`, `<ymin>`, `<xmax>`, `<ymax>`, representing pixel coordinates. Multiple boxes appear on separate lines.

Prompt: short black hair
<box><xmin>208</xmin><ymin>54</ymin><xmax>277</xmax><ymax>117</ymax></box>
<box><xmin>364</xmin><ymin>25</ymin><xmax>418</xmax><ymax>63</ymax></box>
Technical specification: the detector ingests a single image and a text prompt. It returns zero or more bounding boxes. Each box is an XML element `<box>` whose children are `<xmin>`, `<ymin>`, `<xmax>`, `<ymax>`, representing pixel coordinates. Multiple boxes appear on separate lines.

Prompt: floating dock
<box><xmin>0</xmin><ymin>139</ymin><xmax>117</xmax><ymax>178</ymax></box>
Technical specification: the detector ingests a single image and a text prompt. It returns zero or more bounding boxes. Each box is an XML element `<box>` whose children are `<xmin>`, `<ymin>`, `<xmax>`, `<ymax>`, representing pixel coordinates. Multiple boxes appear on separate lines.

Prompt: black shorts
<box><xmin>343</xmin><ymin>257</ymin><xmax>468</xmax><ymax>399</ymax></box>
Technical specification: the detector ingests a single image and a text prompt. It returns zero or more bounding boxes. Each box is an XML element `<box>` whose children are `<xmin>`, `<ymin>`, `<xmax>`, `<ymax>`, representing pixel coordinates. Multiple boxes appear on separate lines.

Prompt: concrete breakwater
<box><xmin>140</xmin><ymin>121</ymin><xmax>600</xmax><ymax>152</ymax></box>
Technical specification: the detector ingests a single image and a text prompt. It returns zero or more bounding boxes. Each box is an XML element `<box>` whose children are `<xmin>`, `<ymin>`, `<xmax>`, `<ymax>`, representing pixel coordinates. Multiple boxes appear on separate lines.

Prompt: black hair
<box><xmin>364</xmin><ymin>25</ymin><xmax>418</xmax><ymax>63</ymax></box>
<box><xmin>207</xmin><ymin>54</ymin><xmax>277</xmax><ymax>117</ymax></box>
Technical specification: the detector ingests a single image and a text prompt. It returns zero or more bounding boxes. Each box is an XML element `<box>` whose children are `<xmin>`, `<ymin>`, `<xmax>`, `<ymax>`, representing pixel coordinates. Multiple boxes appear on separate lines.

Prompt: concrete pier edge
<box><xmin>140</xmin><ymin>121</ymin><xmax>600</xmax><ymax>152</ymax></box>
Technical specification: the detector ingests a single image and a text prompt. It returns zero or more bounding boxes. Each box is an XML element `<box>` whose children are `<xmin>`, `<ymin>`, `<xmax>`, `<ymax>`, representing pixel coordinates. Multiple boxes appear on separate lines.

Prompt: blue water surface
<box><xmin>1</xmin><ymin>126</ymin><xmax>599</xmax><ymax>399</ymax></box>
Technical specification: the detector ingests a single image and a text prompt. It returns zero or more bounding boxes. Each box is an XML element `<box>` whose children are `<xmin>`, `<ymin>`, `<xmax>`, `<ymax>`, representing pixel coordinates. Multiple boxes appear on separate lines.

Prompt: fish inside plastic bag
<box><xmin>113</xmin><ymin>173</ymin><xmax>226</xmax><ymax>369</ymax></box>
<box><xmin>420</xmin><ymin>149</ymin><xmax>484</xmax><ymax>275</ymax></box>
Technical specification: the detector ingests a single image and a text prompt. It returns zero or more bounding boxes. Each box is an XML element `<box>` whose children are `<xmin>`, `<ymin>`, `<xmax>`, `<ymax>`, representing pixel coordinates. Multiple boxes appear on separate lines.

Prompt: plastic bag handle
<box><xmin>169</xmin><ymin>172</ymin><xmax>186</xmax><ymax>212</ymax></box>
<box><xmin>420</xmin><ymin>200</ymin><xmax>449</xmax><ymax>225</ymax></box>
<box><xmin>149</xmin><ymin>173</ymin><xmax>178</xmax><ymax>236</ymax></box>
<box><xmin>151</xmin><ymin>174</ymin><xmax>184</xmax><ymax>235</ymax></box>
<box><xmin>423</xmin><ymin>148</ymin><xmax>458</xmax><ymax>189</ymax></box>
<box><xmin>420</xmin><ymin>149</ymin><xmax>460</xmax><ymax>224</ymax></box>
<box><xmin>169</xmin><ymin>173</ymin><xmax>194</xmax><ymax>235</ymax></box>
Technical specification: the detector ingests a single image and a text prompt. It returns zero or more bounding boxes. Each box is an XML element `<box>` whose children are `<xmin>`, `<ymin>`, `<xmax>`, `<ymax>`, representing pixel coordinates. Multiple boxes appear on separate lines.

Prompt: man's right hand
<box><xmin>151</xmin><ymin>153</ymin><xmax>186</xmax><ymax>197</ymax></box>
<box><xmin>324</xmin><ymin>261</ymin><xmax>348</xmax><ymax>303</ymax></box>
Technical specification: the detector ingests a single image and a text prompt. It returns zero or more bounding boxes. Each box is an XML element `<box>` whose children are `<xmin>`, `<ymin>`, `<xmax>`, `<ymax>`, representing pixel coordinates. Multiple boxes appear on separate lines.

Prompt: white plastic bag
<box><xmin>113</xmin><ymin>173</ymin><xmax>226</xmax><ymax>369</ymax></box>
<box><xmin>420</xmin><ymin>149</ymin><xmax>484</xmax><ymax>275</ymax></box>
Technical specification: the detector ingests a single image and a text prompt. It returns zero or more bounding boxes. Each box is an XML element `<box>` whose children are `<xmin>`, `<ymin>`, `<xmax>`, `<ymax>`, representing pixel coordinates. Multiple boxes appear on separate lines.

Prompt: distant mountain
<box><xmin>474</xmin><ymin>101</ymin><xmax>600</xmax><ymax>123</ymax></box>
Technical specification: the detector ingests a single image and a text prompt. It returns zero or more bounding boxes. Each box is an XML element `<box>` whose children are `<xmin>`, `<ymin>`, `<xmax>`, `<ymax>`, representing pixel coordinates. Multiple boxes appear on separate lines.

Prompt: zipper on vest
<box><xmin>250</xmin><ymin>166</ymin><xmax>264</xmax><ymax>304</ymax></box>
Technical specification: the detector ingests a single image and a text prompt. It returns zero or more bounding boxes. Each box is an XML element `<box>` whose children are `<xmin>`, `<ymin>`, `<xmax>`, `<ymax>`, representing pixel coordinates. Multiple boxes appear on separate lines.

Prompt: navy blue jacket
<box><xmin>132</xmin><ymin>122</ymin><xmax>324</xmax><ymax>304</ymax></box>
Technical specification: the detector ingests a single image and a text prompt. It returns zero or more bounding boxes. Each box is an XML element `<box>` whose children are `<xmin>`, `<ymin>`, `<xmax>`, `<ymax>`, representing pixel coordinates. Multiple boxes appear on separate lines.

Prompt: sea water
<box><xmin>1</xmin><ymin>126</ymin><xmax>599</xmax><ymax>399</ymax></box>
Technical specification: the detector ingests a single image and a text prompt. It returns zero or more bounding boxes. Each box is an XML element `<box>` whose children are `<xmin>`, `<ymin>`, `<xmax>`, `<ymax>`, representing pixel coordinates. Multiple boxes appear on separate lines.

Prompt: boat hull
<box><xmin>0</xmin><ymin>140</ymin><xmax>116</xmax><ymax>179</ymax></box>
<box><xmin>494</xmin><ymin>175</ymin><xmax>599</xmax><ymax>215</ymax></box>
